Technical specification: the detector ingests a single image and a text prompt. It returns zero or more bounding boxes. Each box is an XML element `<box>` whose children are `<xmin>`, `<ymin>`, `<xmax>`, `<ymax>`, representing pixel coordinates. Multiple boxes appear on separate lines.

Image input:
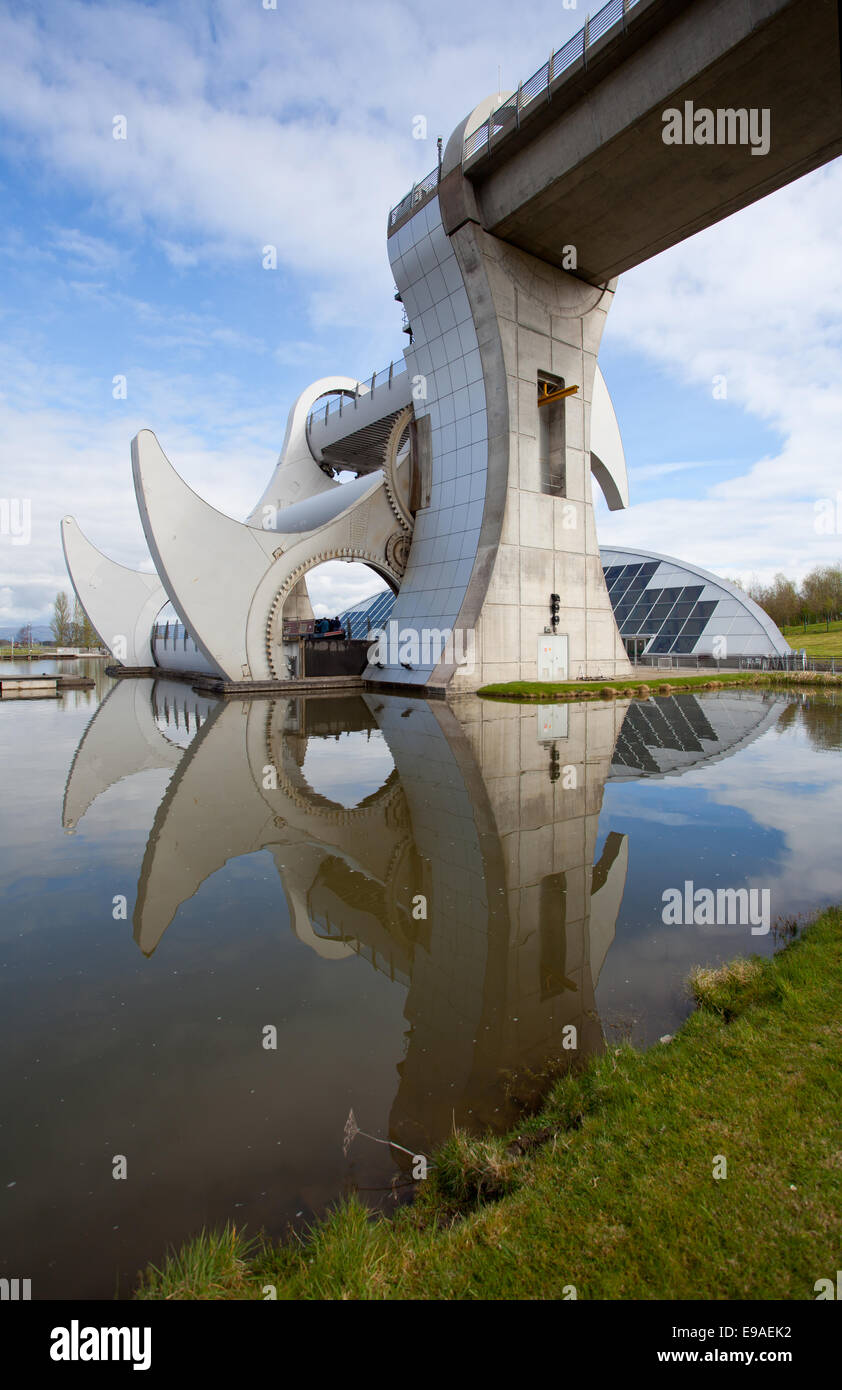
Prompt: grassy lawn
<box><xmin>781</xmin><ymin>619</ymin><xmax>842</xmax><ymax>659</ymax></box>
<box><xmin>136</xmin><ymin>908</ymin><xmax>842</xmax><ymax>1301</ymax></box>
<box><xmin>477</xmin><ymin>670</ymin><xmax>842</xmax><ymax>702</ymax></box>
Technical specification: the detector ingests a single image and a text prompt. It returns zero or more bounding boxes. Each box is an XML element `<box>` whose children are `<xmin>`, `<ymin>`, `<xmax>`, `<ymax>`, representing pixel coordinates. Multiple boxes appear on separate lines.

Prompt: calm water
<box><xmin>1</xmin><ymin>668</ymin><xmax>841</xmax><ymax>1298</ymax></box>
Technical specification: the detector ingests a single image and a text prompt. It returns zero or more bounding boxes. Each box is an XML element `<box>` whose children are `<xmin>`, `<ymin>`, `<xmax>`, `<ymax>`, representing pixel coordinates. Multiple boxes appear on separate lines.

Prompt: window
<box><xmin>537</xmin><ymin>373</ymin><xmax>566</xmax><ymax>497</ymax></box>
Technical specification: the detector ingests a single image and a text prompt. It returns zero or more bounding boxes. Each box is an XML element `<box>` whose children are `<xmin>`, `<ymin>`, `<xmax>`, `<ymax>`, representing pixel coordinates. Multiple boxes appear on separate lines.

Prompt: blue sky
<box><xmin>0</xmin><ymin>0</ymin><xmax>840</xmax><ymax>627</ymax></box>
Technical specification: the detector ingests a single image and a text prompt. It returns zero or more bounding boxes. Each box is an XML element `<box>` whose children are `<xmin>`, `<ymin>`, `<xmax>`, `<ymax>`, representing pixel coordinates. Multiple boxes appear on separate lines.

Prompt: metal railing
<box><xmin>388</xmin><ymin>165</ymin><xmax>440</xmax><ymax>230</ymax></box>
<box><xmin>152</xmin><ymin>621</ymin><xmax>192</xmax><ymax>652</ymax></box>
<box><xmin>306</xmin><ymin>359</ymin><xmax>408</xmax><ymax>431</ymax></box>
<box><xmin>387</xmin><ymin>0</ymin><xmax>643</xmax><ymax>229</ymax></box>
<box><xmin>739</xmin><ymin>654</ymin><xmax>839</xmax><ymax>674</ymax></box>
<box><xmin>635</xmin><ymin>653</ymin><xmax>839</xmax><ymax>675</ymax></box>
<box><xmin>463</xmin><ymin>0</ymin><xmax>641</xmax><ymax>161</ymax></box>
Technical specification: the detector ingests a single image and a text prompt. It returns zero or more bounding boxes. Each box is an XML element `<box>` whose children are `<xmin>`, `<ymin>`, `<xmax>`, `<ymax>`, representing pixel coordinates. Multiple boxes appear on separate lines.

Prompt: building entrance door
<box><xmin>623</xmin><ymin>636</ymin><xmax>647</xmax><ymax>663</ymax></box>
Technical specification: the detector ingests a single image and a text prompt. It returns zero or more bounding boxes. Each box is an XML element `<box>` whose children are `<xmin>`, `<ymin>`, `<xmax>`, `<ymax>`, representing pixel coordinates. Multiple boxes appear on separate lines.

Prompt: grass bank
<box><xmin>781</xmin><ymin>618</ymin><xmax>842</xmax><ymax>658</ymax></box>
<box><xmin>477</xmin><ymin>670</ymin><xmax>842</xmax><ymax>702</ymax></box>
<box><xmin>136</xmin><ymin>908</ymin><xmax>842</xmax><ymax>1300</ymax></box>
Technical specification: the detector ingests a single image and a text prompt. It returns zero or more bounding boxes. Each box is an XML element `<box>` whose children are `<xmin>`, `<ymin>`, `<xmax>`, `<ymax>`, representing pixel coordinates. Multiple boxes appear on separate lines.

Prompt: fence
<box><xmin>388</xmin><ymin>166</ymin><xmax>441</xmax><ymax>231</ymax></box>
<box><xmin>636</xmin><ymin>653</ymin><xmax>839</xmax><ymax>675</ymax></box>
<box><xmin>462</xmin><ymin>0</ymin><xmax>643</xmax><ymax>162</ymax></box>
<box><xmin>306</xmin><ymin>360</ymin><xmax>408</xmax><ymax>431</ymax></box>
<box><xmin>388</xmin><ymin>0</ymin><xmax>645</xmax><ymax>232</ymax></box>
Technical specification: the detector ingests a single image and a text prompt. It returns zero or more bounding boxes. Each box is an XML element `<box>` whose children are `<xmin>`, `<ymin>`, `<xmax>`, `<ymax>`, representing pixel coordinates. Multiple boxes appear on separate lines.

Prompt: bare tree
<box><xmin>743</xmin><ymin>564</ymin><xmax>842</xmax><ymax>628</ymax></box>
<box><xmin>801</xmin><ymin>565</ymin><xmax>842</xmax><ymax>622</ymax></box>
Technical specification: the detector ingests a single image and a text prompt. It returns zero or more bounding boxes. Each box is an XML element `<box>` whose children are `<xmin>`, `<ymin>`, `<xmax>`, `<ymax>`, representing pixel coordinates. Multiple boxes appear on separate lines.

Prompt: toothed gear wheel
<box><xmin>385</xmin><ymin>531</ymin><xmax>411</xmax><ymax>576</ymax></box>
<box><xmin>383</xmin><ymin>406</ymin><xmax>415</xmax><ymax>533</ymax></box>
<box><xmin>265</xmin><ymin>548</ymin><xmax>403</xmax><ymax>678</ymax></box>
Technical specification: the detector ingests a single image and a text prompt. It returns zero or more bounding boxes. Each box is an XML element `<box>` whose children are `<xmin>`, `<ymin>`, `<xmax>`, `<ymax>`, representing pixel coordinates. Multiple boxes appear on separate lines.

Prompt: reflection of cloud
<box><xmin>604</xmin><ymin>802</ymin><xmax>698</xmax><ymax>828</ymax></box>
<box><xmin>598</xmin><ymin>695</ymin><xmax>842</xmax><ymax>1046</ymax></box>
<box><xmin>300</xmin><ymin>730</ymin><xmax>394</xmax><ymax>809</ymax></box>
<box><xmin>668</xmin><ymin>716</ymin><xmax>842</xmax><ymax>913</ymax></box>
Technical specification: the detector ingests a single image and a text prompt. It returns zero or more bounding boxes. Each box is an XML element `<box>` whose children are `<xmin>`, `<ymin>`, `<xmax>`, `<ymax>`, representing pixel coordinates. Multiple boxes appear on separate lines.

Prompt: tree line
<box><xmin>49</xmin><ymin>591</ymin><xmax>100</xmax><ymax>648</ymax></box>
<box><xmin>729</xmin><ymin>564</ymin><xmax>842</xmax><ymax>630</ymax></box>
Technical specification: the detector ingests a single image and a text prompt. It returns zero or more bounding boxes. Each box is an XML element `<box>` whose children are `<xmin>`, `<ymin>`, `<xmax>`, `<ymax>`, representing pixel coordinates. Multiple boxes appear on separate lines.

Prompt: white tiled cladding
<box><xmin>371</xmin><ymin>197</ymin><xmax>487</xmax><ymax>684</ymax></box>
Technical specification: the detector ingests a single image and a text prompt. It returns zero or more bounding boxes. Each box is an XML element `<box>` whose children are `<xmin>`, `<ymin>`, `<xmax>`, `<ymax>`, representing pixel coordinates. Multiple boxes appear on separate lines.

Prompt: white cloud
<box><xmin>158</xmin><ymin>240</ymin><xmax>200</xmax><ymax>269</ymax></box>
<box><xmin>599</xmin><ymin>161</ymin><xmax>842</xmax><ymax>583</ymax></box>
<box><xmin>0</xmin><ymin>1</ymin><xmax>588</xmax><ymax>332</ymax></box>
<box><xmin>0</xmin><ymin>336</ymin><xmax>395</xmax><ymax>623</ymax></box>
<box><xmin>50</xmin><ymin>227</ymin><xmax>124</xmax><ymax>273</ymax></box>
<box><xmin>0</xmin><ymin>343</ymin><xmax>284</xmax><ymax>623</ymax></box>
<box><xmin>628</xmin><ymin>459</ymin><xmax>730</xmax><ymax>484</ymax></box>
<box><xmin>306</xmin><ymin>561</ymin><xmax>389</xmax><ymax>618</ymax></box>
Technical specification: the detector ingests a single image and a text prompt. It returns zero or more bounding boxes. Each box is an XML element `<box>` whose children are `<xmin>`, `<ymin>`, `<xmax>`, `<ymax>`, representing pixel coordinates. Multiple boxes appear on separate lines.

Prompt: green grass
<box><xmin>781</xmin><ymin>618</ymin><xmax>842</xmax><ymax>659</ymax></box>
<box><xmin>135</xmin><ymin>908</ymin><xmax>842</xmax><ymax>1300</ymax></box>
<box><xmin>477</xmin><ymin>670</ymin><xmax>842</xmax><ymax>702</ymax></box>
<box><xmin>135</xmin><ymin>1223</ymin><xmax>258</xmax><ymax>1300</ymax></box>
<box><xmin>688</xmin><ymin>956</ymin><xmax>784</xmax><ymax>1021</ymax></box>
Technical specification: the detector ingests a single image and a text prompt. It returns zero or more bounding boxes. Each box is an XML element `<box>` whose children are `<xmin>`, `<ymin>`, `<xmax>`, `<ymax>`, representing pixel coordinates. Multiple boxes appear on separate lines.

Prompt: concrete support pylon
<box><xmin>443</xmin><ymin>222</ymin><xmax>632</xmax><ymax>689</ymax></box>
<box><xmin>368</xmin><ymin>95</ymin><xmax>632</xmax><ymax>691</ymax></box>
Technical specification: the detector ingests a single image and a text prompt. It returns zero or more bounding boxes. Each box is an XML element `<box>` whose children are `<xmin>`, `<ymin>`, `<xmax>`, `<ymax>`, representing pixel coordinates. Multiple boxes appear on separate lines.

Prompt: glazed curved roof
<box><xmin>599</xmin><ymin>545</ymin><xmax>792</xmax><ymax>655</ymax></box>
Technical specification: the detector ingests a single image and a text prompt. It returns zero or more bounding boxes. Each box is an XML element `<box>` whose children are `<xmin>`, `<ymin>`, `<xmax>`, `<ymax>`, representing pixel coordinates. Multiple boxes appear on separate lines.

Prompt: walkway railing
<box><xmin>388</xmin><ymin>166</ymin><xmax>440</xmax><ymax>231</ymax></box>
<box><xmin>152</xmin><ymin>621</ymin><xmax>191</xmax><ymax>651</ymax></box>
<box><xmin>306</xmin><ymin>360</ymin><xmax>408</xmax><ymax>431</ymax></box>
<box><xmin>388</xmin><ymin>0</ymin><xmax>645</xmax><ymax>230</ymax></box>
<box><xmin>463</xmin><ymin>0</ymin><xmax>643</xmax><ymax>162</ymax></box>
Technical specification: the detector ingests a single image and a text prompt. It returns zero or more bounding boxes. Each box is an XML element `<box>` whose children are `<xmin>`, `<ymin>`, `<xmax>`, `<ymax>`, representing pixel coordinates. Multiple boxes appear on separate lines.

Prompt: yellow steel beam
<box><xmin>537</xmin><ymin>382</ymin><xmax>579</xmax><ymax>407</ymax></box>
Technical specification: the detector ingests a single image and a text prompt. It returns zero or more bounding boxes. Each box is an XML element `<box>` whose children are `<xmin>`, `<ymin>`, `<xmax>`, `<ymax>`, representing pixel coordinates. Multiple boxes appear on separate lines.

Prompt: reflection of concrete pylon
<box><xmin>62</xmin><ymin>682</ymin><xmax>630</xmax><ymax>1148</ymax></box>
<box><xmin>376</xmin><ymin>695</ymin><xmax>629</xmax><ymax>1149</ymax></box>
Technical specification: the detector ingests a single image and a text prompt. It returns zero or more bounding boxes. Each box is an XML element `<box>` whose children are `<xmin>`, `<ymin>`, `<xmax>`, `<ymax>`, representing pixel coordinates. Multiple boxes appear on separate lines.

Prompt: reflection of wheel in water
<box><xmin>260</xmin><ymin>702</ymin><xmax>404</xmax><ymax>823</ymax></box>
<box><xmin>381</xmin><ymin>834</ymin><xmax>427</xmax><ymax>939</ymax></box>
